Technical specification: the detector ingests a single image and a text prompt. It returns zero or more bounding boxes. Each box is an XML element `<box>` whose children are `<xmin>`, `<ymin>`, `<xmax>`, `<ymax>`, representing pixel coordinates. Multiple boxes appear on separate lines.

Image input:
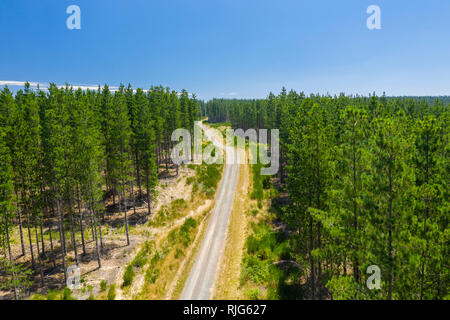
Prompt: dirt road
<box><xmin>180</xmin><ymin>124</ymin><xmax>240</xmax><ymax>300</ymax></box>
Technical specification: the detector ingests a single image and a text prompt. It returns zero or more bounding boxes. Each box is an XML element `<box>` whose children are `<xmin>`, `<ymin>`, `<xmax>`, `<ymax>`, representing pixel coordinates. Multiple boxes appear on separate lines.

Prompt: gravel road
<box><xmin>180</xmin><ymin>124</ymin><xmax>240</xmax><ymax>300</ymax></box>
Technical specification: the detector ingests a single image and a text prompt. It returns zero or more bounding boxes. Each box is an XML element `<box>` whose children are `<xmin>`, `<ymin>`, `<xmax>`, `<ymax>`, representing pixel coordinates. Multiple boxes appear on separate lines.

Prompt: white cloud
<box><xmin>219</xmin><ymin>92</ymin><xmax>238</xmax><ymax>97</ymax></box>
<box><xmin>0</xmin><ymin>80</ymin><xmax>196</xmax><ymax>96</ymax></box>
<box><xmin>0</xmin><ymin>80</ymin><xmax>41</xmax><ymax>87</ymax></box>
<box><xmin>0</xmin><ymin>80</ymin><xmax>119</xmax><ymax>91</ymax></box>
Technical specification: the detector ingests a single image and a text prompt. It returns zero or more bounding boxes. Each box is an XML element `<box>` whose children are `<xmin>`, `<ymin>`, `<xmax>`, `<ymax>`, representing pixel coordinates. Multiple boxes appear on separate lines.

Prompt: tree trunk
<box><xmin>78</xmin><ymin>201</ymin><xmax>86</xmax><ymax>256</ymax></box>
<box><xmin>48</xmin><ymin>217</ymin><xmax>56</xmax><ymax>269</ymax></box>
<box><xmin>68</xmin><ymin>195</ymin><xmax>79</xmax><ymax>266</ymax></box>
<box><xmin>4</xmin><ymin>216</ymin><xmax>18</xmax><ymax>300</ymax></box>
<box><xmin>48</xmin><ymin>202</ymin><xmax>56</xmax><ymax>268</ymax></box>
<box><xmin>130</xmin><ymin>180</ymin><xmax>136</xmax><ymax>216</ymax></box>
<box><xmin>55</xmin><ymin>190</ymin><xmax>67</xmax><ymax>284</ymax></box>
<box><xmin>34</xmin><ymin>217</ymin><xmax>45</xmax><ymax>287</ymax></box>
<box><xmin>90</xmin><ymin>207</ymin><xmax>102</xmax><ymax>269</ymax></box>
<box><xmin>135</xmin><ymin>152</ymin><xmax>142</xmax><ymax>198</ymax></box>
<box><xmin>25</xmin><ymin>210</ymin><xmax>35</xmax><ymax>269</ymax></box>
<box><xmin>39</xmin><ymin>220</ymin><xmax>45</xmax><ymax>258</ymax></box>
<box><xmin>309</xmin><ymin>215</ymin><xmax>315</xmax><ymax>299</ymax></box>
<box><xmin>122</xmin><ymin>184</ymin><xmax>130</xmax><ymax>246</ymax></box>
<box><xmin>15</xmin><ymin>190</ymin><xmax>26</xmax><ymax>257</ymax></box>
<box><xmin>146</xmin><ymin>172</ymin><xmax>151</xmax><ymax>216</ymax></box>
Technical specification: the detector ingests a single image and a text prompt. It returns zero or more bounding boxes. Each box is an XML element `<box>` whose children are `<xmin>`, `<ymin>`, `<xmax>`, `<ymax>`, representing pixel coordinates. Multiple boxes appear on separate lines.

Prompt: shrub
<box><xmin>133</xmin><ymin>251</ymin><xmax>148</xmax><ymax>268</ymax></box>
<box><xmin>122</xmin><ymin>265</ymin><xmax>135</xmax><ymax>288</ymax></box>
<box><xmin>107</xmin><ymin>284</ymin><xmax>116</xmax><ymax>300</ymax></box>
<box><xmin>62</xmin><ymin>287</ymin><xmax>75</xmax><ymax>300</ymax></box>
<box><xmin>248</xmin><ymin>288</ymin><xmax>260</xmax><ymax>300</ymax></box>
<box><xmin>186</xmin><ymin>176</ymin><xmax>195</xmax><ymax>185</ymax></box>
<box><xmin>145</xmin><ymin>268</ymin><xmax>159</xmax><ymax>284</ymax></box>
<box><xmin>100</xmin><ymin>280</ymin><xmax>107</xmax><ymax>292</ymax></box>
<box><xmin>194</xmin><ymin>163</ymin><xmax>222</xmax><ymax>197</ymax></box>
<box><xmin>175</xmin><ymin>248</ymin><xmax>184</xmax><ymax>259</ymax></box>
<box><xmin>46</xmin><ymin>290</ymin><xmax>58</xmax><ymax>300</ymax></box>
<box><xmin>180</xmin><ymin>218</ymin><xmax>197</xmax><ymax>247</ymax></box>
<box><xmin>241</xmin><ymin>254</ymin><xmax>270</xmax><ymax>285</ymax></box>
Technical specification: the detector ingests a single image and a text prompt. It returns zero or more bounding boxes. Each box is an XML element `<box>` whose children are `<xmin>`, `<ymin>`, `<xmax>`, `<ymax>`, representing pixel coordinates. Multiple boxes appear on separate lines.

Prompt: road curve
<box><xmin>180</xmin><ymin>124</ymin><xmax>239</xmax><ymax>300</ymax></box>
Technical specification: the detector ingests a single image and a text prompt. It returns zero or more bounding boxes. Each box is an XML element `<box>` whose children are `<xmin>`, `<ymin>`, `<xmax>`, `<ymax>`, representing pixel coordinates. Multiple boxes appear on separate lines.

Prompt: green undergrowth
<box><xmin>187</xmin><ymin>162</ymin><xmax>222</xmax><ymax>198</ymax></box>
<box><xmin>136</xmin><ymin>215</ymin><xmax>203</xmax><ymax>299</ymax></box>
<box><xmin>31</xmin><ymin>287</ymin><xmax>76</xmax><ymax>300</ymax></box>
<box><xmin>240</xmin><ymin>220</ymin><xmax>301</xmax><ymax>300</ymax></box>
<box><xmin>122</xmin><ymin>241</ymin><xmax>154</xmax><ymax>289</ymax></box>
<box><xmin>148</xmin><ymin>199</ymin><xmax>188</xmax><ymax>228</ymax></box>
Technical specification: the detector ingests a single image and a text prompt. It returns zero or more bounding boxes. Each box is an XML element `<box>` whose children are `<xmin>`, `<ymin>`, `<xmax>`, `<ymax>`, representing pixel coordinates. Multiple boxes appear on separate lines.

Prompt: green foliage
<box><xmin>208</xmin><ymin>91</ymin><xmax>449</xmax><ymax>300</ymax></box>
<box><xmin>145</xmin><ymin>268</ymin><xmax>160</xmax><ymax>284</ymax></box>
<box><xmin>241</xmin><ymin>221</ymin><xmax>297</xmax><ymax>299</ymax></box>
<box><xmin>100</xmin><ymin>280</ymin><xmax>107</xmax><ymax>292</ymax></box>
<box><xmin>193</xmin><ymin>163</ymin><xmax>223</xmax><ymax>198</ymax></box>
<box><xmin>149</xmin><ymin>198</ymin><xmax>188</xmax><ymax>227</ymax></box>
<box><xmin>107</xmin><ymin>284</ymin><xmax>116</xmax><ymax>300</ymax></box>
<box><xmin>62</xmin><ymin>287</ymin><xmax>75</xmax><ymax>300</ymax></box>
<box><xmin>0</xmin><ymin>259</ymin><xmax>33</xmax><ymax>298</ymax></box>
<box><xmin>122</xmin><ymin>265</ymin><xmax>135</xmax><ymax>288</ymax></box>
<box><xmin>325</xmin><ymin>276</ymin><xmax>361</xmax><ymax>300</ymax></box>
<box><xmin>46</xmin><ymin>290</ymin><xmax>59</xmax><ymax>300</ymax></box>
<box><xmin>122</xmin><ymin>241</ymin><xmax>152</xmax><ymax>288</ymax></box>
<box><xmin>0</xmin><ymin>82</ymin><xmax>201</xmax><ymax>298</ymax></box>
<box><xmin>180</xmin><ymin>218</ymin><xmax>197</xmax><ymax>247</ymax></box>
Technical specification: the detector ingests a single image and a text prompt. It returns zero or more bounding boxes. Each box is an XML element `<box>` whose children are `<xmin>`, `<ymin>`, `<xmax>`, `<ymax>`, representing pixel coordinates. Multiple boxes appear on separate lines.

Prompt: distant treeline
<box><xmin>206</xmin><ymin>89</ymin><xmax>449</xmax><ymax>300</ymax></box>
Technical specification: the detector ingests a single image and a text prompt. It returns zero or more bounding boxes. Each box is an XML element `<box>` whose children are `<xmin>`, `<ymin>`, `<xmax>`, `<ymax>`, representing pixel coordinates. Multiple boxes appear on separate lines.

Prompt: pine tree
<box><xmin>0</xmin><ymin>113</ymin><xmax>18</xmax><ymax>298</ymax></box>
<box><xmin>136</xmin><ymin>88</ymin><xmax>157</xmax><ymax>216</ymax></box>
<box><xmin>316</xmin><ymin>106</ymin><xmax>371</xmax><ymax>299</ymax></box>
<box><xmin>409</xmin><ymin>115</ymin><xmax>447</xmax><ymax>299</ymax></box>
<box><xmin>366</xmin><ymin>112</ymin><xmax>416</xmax><ymax>300</ymax></box>
<box><xmin>110</xmin><ymin>85</ymin><xmax>133</xmax><ymax>245</ymax></box>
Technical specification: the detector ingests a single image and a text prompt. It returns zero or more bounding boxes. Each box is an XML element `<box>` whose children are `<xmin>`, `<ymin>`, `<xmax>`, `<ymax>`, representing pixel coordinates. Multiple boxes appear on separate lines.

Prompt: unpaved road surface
<box><xmin>180</xmin><ymin>124</ymin><xmax>240</xmax><ymax>300</ymax></box>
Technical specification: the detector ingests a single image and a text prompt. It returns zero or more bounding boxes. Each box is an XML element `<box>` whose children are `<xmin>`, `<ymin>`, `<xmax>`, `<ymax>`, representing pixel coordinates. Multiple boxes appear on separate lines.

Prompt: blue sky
<box><xmin>1</xmin><ymin>0</ymin><xmax>449</xmax><ymax>100</ymax></box>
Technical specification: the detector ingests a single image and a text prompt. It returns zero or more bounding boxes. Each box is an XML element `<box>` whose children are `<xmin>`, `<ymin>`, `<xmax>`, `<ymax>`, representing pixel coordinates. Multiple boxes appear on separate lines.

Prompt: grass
<box><xmin>208</xmin><ymin>121</ymin><xmax>231</xmax><ymax>129</ymax></box>
<box><xmin>136</xmin><ymin>214</ymin><xmax>205</xmax><ymax>300</ymax></box>
<box><xmin>240</xmin><ymin>219</ymin><xmax>301</xmax><ymax>300</ymax></box>
<box><xmin>31</xmin><ymin>287</ymin><xmax>76</xmax><ymax>300</ymax></box>
<box><xmin>170</xmin><ymin>218</ymin><xmax>197</xmax><ymax>248</ymax></box>
<box><xmin>122</xmin><ymin>265</ymin><xmax>135</xmax><ymax>288</ymax></box>
<box><xmin>171</xmin><ymin>210</ymin><xmax>211</xmax><ymax>299</ymax></box>
<box><xmin>122</xmin><ymin>241</ymin><xmax>153</xmax><ymax>289</ymax></box>
<box><xmin>100</xmin><ymin>280</ymin><xmax>107</xmax><ymax>292</ymax></box>
<box><xmin>250</xmin><ymin>146</ymin><xmax>272</xmax><ymax>209</ymax></box>
<box><xmin>191</xmin><ymin>162</ymin><xmax>223</xmax><ymax>198</ymax></box>
<box><xmin>148</xmin><ymin>199</ymin><xmax>189</xmax><ymax>228</ymax></box>
<box><xmin>107</xmin><ymin>284</ymin><xmax>116</xmax><ymax>300</ymax></box>
<box><xmin>10</xmin><ymin>220</ymin><xmax>96</xmax><ymax>251</ymax></box>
